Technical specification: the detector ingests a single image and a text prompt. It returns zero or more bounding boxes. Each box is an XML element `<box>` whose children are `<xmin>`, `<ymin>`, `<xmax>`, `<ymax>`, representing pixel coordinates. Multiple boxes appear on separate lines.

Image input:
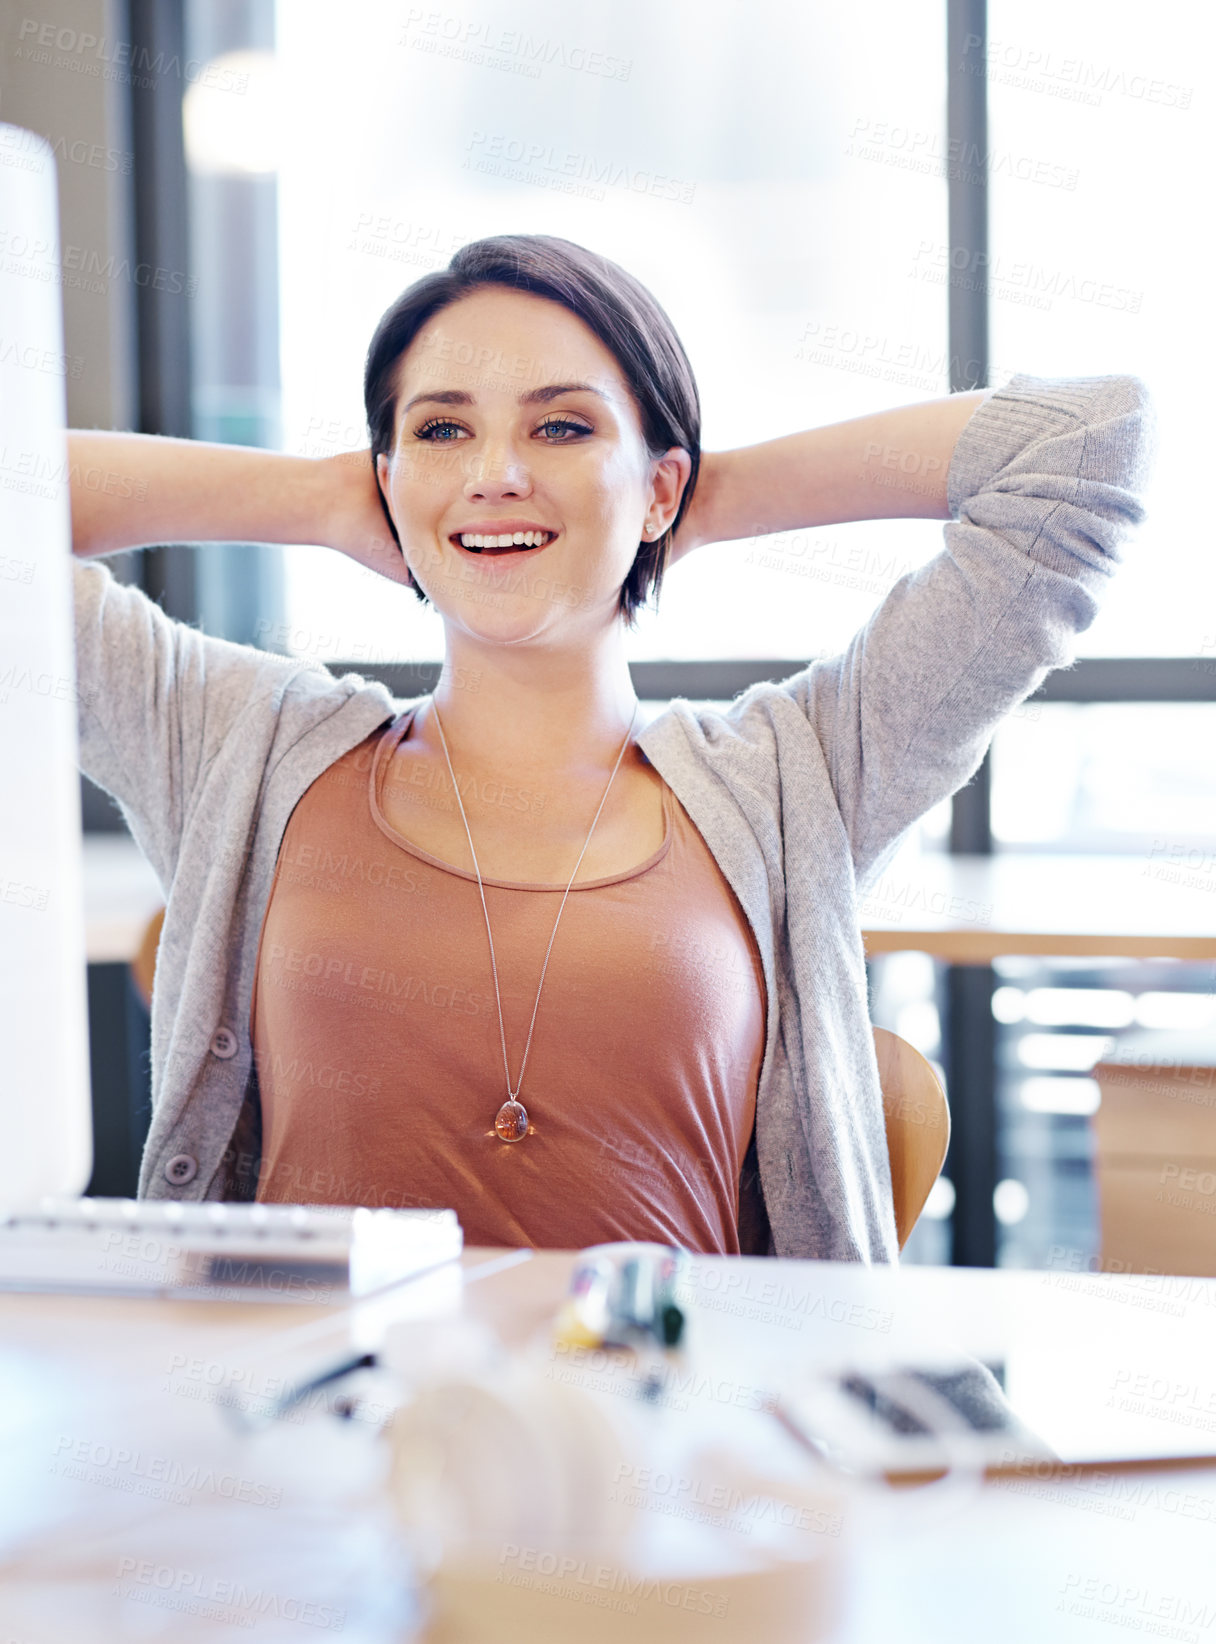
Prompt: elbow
<box><xmin>1094</xmin><ymin>374</ymin><xmax>1161</xmax><ymax>498</ymax></box>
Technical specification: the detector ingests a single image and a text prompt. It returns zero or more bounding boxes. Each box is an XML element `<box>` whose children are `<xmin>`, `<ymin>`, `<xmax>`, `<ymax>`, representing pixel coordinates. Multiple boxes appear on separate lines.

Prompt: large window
<box><xmin>987</xmin><ymin>0</ymin><xmax>1214</xmax><ymax>656</ymax></box>
<box><xmin>977</xmin><ymin>4</ymin><xmax>1216</xmax><ymax>1265</ymax></box>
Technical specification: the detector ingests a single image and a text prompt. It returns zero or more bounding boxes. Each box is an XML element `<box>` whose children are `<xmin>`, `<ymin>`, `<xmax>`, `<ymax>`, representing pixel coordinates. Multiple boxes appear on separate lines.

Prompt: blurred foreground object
<box><xmin>1094</xmin><ymin>1031</ymin><xmax>1216</xmax><ymax>1275</ymax></box>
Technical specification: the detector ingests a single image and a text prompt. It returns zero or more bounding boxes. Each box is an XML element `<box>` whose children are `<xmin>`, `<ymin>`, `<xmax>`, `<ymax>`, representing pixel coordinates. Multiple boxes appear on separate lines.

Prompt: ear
<box><xmin>647</xmin><ymin>446</ymin><xmax>693</xmax><ymax>535</ymax></box>
<box><xmin>374</xmin><ymin>451</ymin><xmax>402</xmax><ymax>539</ymax></box>
<box><xmin>372</xmin><ymin>449</ymin><xmax>418</xmax><ymax>591</ymax></box>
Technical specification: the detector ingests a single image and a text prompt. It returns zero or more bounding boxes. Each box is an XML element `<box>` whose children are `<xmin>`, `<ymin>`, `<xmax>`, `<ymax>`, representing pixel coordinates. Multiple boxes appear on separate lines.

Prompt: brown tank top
<box><xmin>248</xmin><ymin>706</ymin><xmax>766</xmax><ymax>1253</ymax></box>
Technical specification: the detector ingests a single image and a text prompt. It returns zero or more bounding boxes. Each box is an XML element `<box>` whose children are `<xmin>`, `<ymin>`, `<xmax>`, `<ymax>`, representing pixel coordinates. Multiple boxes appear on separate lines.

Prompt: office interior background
<box><xmin>4</xmin><ymin>0</ymin><xmax>1212</xmax><ymax>1270</ymax></box>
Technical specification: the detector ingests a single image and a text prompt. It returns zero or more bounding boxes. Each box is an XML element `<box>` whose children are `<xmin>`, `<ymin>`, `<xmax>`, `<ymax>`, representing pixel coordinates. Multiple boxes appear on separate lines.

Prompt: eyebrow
<box><xmin>402</xmin><ymin>382</ymin><xmax>612</xmax><ymax>414</ymax></box>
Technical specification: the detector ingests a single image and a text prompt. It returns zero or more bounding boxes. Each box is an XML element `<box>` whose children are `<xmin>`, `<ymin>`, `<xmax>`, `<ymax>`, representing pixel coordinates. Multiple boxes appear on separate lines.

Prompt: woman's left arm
<box><xmin>675</xmin><ymin>374</ymin><xmax>1159</xmax><ymax>886</ymax></box>
<box><xmin>672</xmin><ymin>389</ymin><xmax>993</xmax><ymax>559</ymax></box>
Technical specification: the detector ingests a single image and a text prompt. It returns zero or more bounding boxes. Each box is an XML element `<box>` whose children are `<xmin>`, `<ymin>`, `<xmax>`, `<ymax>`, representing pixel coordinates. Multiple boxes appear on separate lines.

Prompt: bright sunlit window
<box><xmin>987</xmin><ymin>0</ymin><xmax>1216</xmax><ymax>656</ymax></box>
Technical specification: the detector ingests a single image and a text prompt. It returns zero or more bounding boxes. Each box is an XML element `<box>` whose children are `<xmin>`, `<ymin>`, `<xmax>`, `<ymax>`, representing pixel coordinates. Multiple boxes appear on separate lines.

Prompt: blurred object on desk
<box><xmin>382</xmin><ymin>1293</ymin><xmax>848</xmax><ymax>1643</ymax></box>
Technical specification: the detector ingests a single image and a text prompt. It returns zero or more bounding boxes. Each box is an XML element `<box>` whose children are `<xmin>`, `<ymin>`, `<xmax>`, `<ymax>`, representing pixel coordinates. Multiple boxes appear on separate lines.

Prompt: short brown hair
<box><xmin>363</xmin><ymin>233</ymin><xmax>701</xmax><ymax>625</ymax></box>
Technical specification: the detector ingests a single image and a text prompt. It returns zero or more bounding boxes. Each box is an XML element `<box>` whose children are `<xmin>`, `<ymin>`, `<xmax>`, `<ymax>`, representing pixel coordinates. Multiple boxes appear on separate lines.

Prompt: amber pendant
<box><xmin>495</xmin><ymin>1099</ymin><xmax>529</xmax><ymax>1142</ymax></box>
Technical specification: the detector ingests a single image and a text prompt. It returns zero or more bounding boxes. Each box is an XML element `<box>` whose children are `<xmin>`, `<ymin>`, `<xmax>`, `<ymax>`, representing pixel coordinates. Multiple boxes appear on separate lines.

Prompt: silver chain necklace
<box><xmin>429</xmin><ymin>696</ymin><xmax>640</xmax><ymax>1142</ymax></box>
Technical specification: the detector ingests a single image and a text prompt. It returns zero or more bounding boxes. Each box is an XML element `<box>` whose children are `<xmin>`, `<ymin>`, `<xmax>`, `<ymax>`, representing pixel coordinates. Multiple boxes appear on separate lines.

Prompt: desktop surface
<box><xmin>2</xmin><ymin>1252</ymin><xmax>1214</xmax><ymax>1643</ymax></box>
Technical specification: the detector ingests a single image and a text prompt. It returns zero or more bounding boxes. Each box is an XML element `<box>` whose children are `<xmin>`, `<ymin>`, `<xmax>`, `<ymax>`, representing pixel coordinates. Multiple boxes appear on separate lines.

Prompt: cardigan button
<box><xmin>164</xmin><ymin>1153</ymin><xmax>198</xmax><ymax>1186</ymax></box>
<box><xmin>210</xmin><ymin>1027</ymin><xmax>238</xmax><ymax>1059</ymax></box>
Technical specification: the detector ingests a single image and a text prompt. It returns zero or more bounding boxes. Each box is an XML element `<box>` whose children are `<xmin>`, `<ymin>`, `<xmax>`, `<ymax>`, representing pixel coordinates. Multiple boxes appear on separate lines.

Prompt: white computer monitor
<box><xmin>0</xmin><ymin>124</ymin><xmax>94</xmax><ymax>1206</ymax></box>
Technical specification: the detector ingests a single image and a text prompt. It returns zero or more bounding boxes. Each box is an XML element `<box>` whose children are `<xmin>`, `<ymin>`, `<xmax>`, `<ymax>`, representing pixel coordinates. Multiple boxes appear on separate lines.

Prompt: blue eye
<box><xmin>415</xmin><ymin>419</ymin><xmax>465</xmax><ymax>442</ymax></box>
<box><xmin>537</xmin><ymin>416</ymin><xmax>591</xmax><ymax>440</ymax></box>
<box><xmin>412</xmin><ymin>415</ymin><xmax>592</xmax><ymax>443</ymax></box>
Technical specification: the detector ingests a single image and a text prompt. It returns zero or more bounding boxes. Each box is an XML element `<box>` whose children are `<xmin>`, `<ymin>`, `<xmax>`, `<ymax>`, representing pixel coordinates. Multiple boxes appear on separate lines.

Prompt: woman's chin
<box><xmin>419</xmin><ymin>566</ymin><xmax>605</xmax><ymax>642</ymax></box>
<box><xmin>425</xmin><ymin>587</ymin><xmax>581</xmax><ymax>647</ymax></box>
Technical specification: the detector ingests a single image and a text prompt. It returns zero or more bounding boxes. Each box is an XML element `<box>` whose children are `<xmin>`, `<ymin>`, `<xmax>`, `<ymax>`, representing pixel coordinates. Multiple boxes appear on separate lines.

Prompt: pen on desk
<box><xmin>213</xmin><ymin>1248</ymin><xmax>534</xmax><ymax>1434</ymax></box>
<box><xmin>278</xmin><ymin>1349</ymin><xmax>378</xmax><ymax>1419</ymax></box>
<box><xmin>219</xmin><ymin>1351</ymin><xmax>378</xmax><ymax>1432</ymax></box>
<box><xmin>768</xmin><ymin>1398</ymin><xmax>839</xmax><ymax>1469</ymax></box>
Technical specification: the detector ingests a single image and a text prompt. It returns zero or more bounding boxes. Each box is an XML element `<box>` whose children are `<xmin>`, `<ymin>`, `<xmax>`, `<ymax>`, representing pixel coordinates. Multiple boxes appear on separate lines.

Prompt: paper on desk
<box><xmin>0</xmin><ymin>1340</ymin><xmax>419</xmax><ymax>1642</ymax></box>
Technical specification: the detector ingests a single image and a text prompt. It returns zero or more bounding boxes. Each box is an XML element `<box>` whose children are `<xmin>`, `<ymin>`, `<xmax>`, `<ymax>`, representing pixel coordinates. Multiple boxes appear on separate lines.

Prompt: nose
<box><xmin>462</xmin><ymin>441</ymin><xmax>533</xmax><ymax>505</ymax></box>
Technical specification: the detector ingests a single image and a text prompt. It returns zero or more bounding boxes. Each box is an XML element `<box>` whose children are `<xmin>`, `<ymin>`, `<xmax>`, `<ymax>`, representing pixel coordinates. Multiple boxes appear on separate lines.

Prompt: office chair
<box><xmin>873</xmin><ymin>1025</ymin><xmax>951</xmax><ymax>1249</ymax></box>
<box><xmin>130</xmin><ymin>903</ymin><xmax>164</xmax><ymax>1016</ymax></box>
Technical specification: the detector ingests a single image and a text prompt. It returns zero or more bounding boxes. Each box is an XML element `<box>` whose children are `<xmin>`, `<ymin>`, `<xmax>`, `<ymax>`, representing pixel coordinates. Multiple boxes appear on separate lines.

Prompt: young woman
<box><xmin>68</xmin><ymin>233</ymin><xmax>1155</xmax><ymax>1260</ymax></box>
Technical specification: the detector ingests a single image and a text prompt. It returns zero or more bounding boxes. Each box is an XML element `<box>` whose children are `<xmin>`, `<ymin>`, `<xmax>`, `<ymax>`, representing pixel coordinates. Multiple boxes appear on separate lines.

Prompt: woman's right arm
<box><xmin>68</xmin><ymin>432</ymin><xmax>413</xmax><ymax>586</ymax></box>
<box><xmin>69</xmin><ymin>434</ymin><xmax>410</xmax><ymax>891</ymax></box>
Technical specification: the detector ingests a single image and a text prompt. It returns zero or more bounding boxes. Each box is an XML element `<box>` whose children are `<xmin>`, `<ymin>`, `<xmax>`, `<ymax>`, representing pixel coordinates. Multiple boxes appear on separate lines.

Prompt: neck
<box><xmin>425</xmin><ymin>620</ymin><xmax>640</xmax><ymax>776</ymax></box>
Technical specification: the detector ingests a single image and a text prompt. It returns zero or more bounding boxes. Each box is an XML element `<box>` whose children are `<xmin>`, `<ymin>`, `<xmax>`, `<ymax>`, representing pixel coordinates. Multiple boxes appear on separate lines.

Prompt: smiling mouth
<box><xmin>451</xmin><ymin>530</ymin><xmax>558</xmax><ymax>556</ymax></box>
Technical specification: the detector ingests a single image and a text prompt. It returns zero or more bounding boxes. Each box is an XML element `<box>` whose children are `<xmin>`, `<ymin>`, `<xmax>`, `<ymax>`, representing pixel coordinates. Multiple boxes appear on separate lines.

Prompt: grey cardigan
<box><xmin>71</xmin><ymin>372</ymin><xmax>1156</xmax><ymax>1260</ymax></box>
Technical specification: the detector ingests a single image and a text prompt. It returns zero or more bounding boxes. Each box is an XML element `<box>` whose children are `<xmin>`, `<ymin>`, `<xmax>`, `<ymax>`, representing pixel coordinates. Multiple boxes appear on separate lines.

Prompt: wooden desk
<box><xmin>86</xmin><ymin>835</ymin><xmax>1216</xmax><ymax>968</ymax></box>
<box><xmin>855</xmin><ymin>847</ymin><xmax>1216</xmax><ymax>1267</ymax></box>
<box><xmin>83</xmin><ymin>834</ymin><xmax>164</xmax><ymax>965</ymax></box>
<box><xmin>861</xmin><ymin>851</ymin><xmax>1216</xmax><ymax>964</ymax></box>
<box><xmin>2</xmin><ymin>1252</ymin><xmax>1213</xmax><ymax>1642</ymax></box>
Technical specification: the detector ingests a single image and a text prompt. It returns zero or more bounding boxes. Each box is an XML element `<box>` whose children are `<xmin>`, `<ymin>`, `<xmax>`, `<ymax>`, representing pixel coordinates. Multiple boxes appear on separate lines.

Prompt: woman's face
<box><xmin>375</xmin><ymin>286</ymin><xmax>689</xmax><ymax>646</ymax></box>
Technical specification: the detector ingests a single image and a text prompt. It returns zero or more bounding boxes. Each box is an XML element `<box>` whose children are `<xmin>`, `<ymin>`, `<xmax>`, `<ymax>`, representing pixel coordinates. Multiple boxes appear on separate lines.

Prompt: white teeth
<box><xmin>457</xmin><ymin>530</ymin><xmax>553</xmax><ymax>550</ymax></box>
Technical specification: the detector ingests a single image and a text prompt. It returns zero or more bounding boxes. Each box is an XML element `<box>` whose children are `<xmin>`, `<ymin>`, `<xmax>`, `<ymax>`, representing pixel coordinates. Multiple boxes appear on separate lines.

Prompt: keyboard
<box><xmin>0</xmin><ymin>1197</ymin><xmax>463</xmax><ymax>1302</ymax></box>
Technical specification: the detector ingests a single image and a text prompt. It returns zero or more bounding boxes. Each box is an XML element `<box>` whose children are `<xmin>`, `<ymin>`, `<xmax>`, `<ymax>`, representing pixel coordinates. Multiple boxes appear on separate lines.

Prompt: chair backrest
<box><xmin>129</xmin><ymin>911</ymin><xmax>948</xmax><ymax>1248</ymax></box>
<box><xmin>130</xmin><ymin>904</ymin><xmax>165</xmax><ymax>1014</ymax></box>
<box><xmin>873</xmin><ymin>1026</ymin><xmax>951</xmax><ymax>1249</ymax></box>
